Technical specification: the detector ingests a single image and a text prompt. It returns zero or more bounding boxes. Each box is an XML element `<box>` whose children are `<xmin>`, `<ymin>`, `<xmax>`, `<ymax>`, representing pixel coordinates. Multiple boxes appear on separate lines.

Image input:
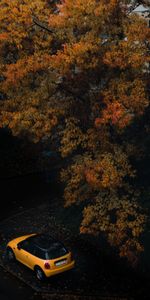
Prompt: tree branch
<box><xmin>32</xmin><ymin>17</ymin><xmax>54</xmax><ymax>33</ymax></box>
<box><xmin>127</xmin><ymin>1</ymin><xmax>149</xmax><ymax>15</ymax></box>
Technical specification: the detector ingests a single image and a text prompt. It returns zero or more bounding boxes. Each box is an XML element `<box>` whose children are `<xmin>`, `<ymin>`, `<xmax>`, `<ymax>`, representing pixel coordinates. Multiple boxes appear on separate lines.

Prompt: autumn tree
<box><xmin>0</xmin><ymin>0</ymin><xmax>62</xmax><ymax>142</ymax></box>
<box><xmin>0</xmin><ymin>0</ymin><xmax>150</xmax><ymax>264</ymax></box>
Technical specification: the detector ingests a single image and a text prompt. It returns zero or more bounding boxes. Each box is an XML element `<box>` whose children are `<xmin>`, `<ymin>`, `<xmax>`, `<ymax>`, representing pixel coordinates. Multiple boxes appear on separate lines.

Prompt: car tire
<box><xmin>6</xmin><ymin>247</ymin><xmax>16</xmax><ymax>262</ymax></box>
<box><xmin>34</xmin><ymin>266</ymin><xmax>45</xmax><ymax>281</ymax></box>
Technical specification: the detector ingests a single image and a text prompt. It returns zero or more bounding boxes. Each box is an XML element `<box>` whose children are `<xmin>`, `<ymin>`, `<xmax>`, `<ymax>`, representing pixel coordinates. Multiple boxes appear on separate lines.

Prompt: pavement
<box><xmin>0</xmin><ymin>203</ymin><xmax>149</xmax><ymax>300</ymax></box>
<box><xmin>0</xmin><ymin>266</ymin><xmax>38</xmax><ymax>300</ymax></box>
<box><xmin>0</xmin><ymin>173</ymin><xmax>149</xmax><ymax>300</ymax></box>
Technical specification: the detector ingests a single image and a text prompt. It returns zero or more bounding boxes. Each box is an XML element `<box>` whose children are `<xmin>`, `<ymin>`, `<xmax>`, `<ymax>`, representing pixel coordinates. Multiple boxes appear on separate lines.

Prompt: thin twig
<box><xmin>32</xmin><ymin>17</ymin><xmax>54</xmax><ymax>33</ymax></box>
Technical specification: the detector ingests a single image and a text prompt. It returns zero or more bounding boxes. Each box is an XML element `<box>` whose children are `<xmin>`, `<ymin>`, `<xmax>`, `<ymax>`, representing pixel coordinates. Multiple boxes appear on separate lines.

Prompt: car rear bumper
<box><xmin>44</xmin><ymin>260</ymin><xmax>75</xmax><ymax>277</ymax></box>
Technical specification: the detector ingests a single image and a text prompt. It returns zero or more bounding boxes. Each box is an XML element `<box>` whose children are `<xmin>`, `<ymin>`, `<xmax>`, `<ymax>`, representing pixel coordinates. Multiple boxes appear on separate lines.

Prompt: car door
<box><xmin>16</xmin><ymin>239</ymin><xmax>34</xmax><ymax>269</ymax></box>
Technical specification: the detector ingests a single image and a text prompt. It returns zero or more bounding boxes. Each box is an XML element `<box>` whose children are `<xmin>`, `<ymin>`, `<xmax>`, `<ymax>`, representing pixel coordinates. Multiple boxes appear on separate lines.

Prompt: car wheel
<box><xmin>6</xmin><ymin>247</ymin><xmax>16</xmax><ymax>261</ymax></box>
<box><xmin>34</xmin><ymin>266</ymin><xmax>45</xmax><ymax>281</ymax></box>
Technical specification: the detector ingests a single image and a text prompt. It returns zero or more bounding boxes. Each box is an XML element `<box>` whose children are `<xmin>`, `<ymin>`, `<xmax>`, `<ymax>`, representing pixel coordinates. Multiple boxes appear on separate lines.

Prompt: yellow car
<box><xmin>6</xmin><ymin>233</ymin><xmax>75</xmax><ymax>281</ymax></box>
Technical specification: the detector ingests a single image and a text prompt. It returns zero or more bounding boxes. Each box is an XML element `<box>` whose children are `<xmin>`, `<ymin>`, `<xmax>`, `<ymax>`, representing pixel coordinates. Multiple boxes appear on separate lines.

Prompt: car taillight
<box><xmin>44</xmin><ymin>262</ymin><xmax>50</xmax><ymax>269</ymax></box>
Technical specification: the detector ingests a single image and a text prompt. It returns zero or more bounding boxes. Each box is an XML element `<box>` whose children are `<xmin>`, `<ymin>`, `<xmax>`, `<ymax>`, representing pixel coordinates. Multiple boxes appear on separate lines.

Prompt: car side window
<box><xmin>33</xmin><ymin>247</ymin><xmax>46</xmax><ymax>259</ymax></box>
<box><xmin>20</xmin><ymin>240</ymin><xmax>35</xmax><ymax>255</ymax></box>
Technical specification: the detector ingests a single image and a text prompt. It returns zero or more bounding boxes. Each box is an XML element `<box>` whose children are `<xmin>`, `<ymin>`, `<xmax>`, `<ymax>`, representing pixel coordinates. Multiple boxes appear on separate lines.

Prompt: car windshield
<box><xmin>45</xmin><ymin>242</ymin><xmax>68</xmax><ymax>259</ymax></box>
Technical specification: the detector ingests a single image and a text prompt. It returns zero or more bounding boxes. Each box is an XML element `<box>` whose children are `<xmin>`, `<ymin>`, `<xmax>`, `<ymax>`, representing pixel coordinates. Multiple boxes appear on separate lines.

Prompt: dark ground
<box><xmin>0</xmin><ymin>266</ymin><xmax>40</xmax><ymax>300</ymax></box>
<box><xmin>0</xmin><ymin>174</ymin><xmax>150</xmax><ymax>300</ymax></box>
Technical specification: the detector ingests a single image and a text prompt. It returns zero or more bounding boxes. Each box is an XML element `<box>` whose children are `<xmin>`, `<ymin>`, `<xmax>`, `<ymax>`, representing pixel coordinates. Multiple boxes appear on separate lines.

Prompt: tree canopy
<box><xmin>0</xmin><ymin>0</ymin><xmax>150</xmax><ymax>264</ymax></box>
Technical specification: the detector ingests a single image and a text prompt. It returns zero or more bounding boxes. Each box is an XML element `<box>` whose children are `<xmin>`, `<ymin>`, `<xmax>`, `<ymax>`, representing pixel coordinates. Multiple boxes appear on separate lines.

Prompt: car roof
<box><xmin>27</xmin><ymin>233</ymin><xmax>62</xmax><ymax>251</ymax></box>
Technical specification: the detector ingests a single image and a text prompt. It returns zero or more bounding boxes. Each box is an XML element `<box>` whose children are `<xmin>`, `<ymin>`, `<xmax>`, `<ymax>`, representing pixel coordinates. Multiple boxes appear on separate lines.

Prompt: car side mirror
<box><xmin>17</xmin><ymin>243</ymin><xmax>21</xmax><ymax>250</ymax></box>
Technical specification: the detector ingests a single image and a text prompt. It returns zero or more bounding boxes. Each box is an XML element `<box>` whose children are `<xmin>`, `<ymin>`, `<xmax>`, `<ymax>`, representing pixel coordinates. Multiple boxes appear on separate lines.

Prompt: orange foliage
<box><xmin>2</xmin><ymin>54</ymin><xmax>52</xmax><ymax>89</ymax></box>
<box><xmin>0</xmin><ymin>0</ymin><xmax>149</xmax><ymax>264</ymax></box>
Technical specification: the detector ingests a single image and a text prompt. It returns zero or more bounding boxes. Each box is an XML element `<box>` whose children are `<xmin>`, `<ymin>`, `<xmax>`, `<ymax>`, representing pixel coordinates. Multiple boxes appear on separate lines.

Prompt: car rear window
<box><xmin>45</xmin><ymin>242</ymin><xmax>68</xmax><ymax>259</ymax></box>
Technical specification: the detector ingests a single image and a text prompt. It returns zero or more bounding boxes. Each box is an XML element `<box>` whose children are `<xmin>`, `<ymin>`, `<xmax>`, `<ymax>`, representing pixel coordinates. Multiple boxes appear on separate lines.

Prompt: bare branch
<box><xmin>32</xmin><ymin>17</ymin><xmax>54</xmax><ymax>33</ymax></box>
<box><xmin>126</xmin><ymin>1</ymin><xmax>149</xmax><ymax>15</ymax></box>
